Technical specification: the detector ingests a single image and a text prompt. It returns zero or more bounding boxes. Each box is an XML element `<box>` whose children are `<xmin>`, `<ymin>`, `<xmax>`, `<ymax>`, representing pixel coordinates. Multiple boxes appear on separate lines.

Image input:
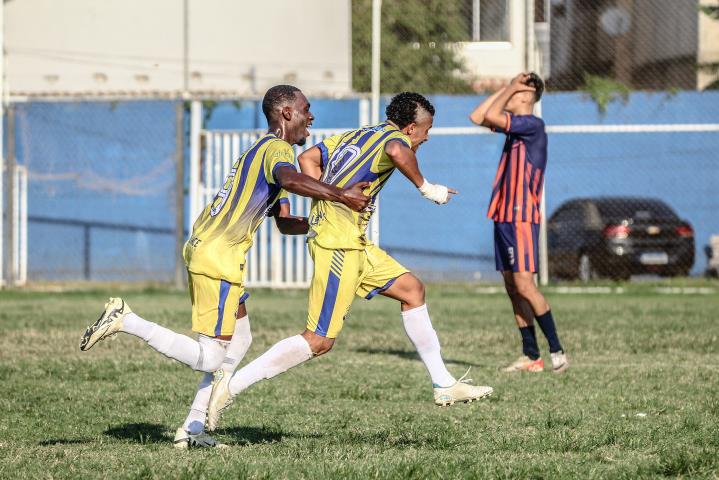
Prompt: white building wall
<box><xmin>459</xmin><ymin>0</ymin><xmax>527</xmax><ymax>84</ymax></box>
<box><xmin>6</xmin><ymin>0</ymin><xmax>351</xmax><ymax>97</ymax></box>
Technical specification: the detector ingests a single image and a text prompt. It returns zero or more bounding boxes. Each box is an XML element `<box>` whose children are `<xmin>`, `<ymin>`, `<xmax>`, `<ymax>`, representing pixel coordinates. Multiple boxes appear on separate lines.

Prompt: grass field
<box><xmin>1</xmin><ymin>282</ymin><xmax>718</xmax><ymax>479</ymax></box>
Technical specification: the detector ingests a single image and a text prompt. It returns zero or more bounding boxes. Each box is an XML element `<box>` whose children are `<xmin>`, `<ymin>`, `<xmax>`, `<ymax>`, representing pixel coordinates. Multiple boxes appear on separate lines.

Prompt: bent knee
<box><xmin>403</xmin><ymin>274</ymin><xmax>426</xmax><ymax>305</ymax></box>
<box><xmin>514</xmin><ymin>280</ymin><xmax>538</xmax><ymax>299</ymax></box>
<box><xmin>197</xmin><ymin>336</ymin><xmax>227</xmax><ymax>372</ymax></box>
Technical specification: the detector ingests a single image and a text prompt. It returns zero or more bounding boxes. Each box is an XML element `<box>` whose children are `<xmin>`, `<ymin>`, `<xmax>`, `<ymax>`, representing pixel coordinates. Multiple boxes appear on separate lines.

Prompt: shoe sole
<box><xmin>435</xmin><ymin>390</ymin><xmax>493</xmax><ymax>407</ymax></box>
<box><xmin>552</xmin><ymin>363</ymin><xmax>569</xmax><ymax>374</ymax></box>
<box><xmin>79</xmin><ymin>299</ymin><xmax>125</xmax><ymax>351</ymax></box>
<box><xmin>173</xmin><ymin>440</ymin><xmax>189</xmax><ymax>450</ymax></box>
<box><xmin>207</xmin><ymin>373</ymin><xmax>232</xmax><ymax>432</ymax></box>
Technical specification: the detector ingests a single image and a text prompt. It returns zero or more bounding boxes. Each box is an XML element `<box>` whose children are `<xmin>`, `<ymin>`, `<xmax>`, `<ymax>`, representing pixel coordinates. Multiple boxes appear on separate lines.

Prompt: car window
<box><xmin>551</xmin><ymin>204</ymin><xmax>574</xmax><ymax>223</ymax></box>
<box><xmin>585</xmin><ymin>203</ymin><xmax>603</xmax><ymax>228</ymax></box>
<box><xmin>597</xmin><ymin>200</ymin><xmax>678</xmax><ymax>221</ymax></box>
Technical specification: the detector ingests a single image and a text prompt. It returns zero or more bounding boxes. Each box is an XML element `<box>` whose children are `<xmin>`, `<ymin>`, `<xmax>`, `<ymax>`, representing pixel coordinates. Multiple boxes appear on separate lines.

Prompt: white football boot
<box><xmin>433</xmin><ymin>368</ymin><xmax>493</xmax><ymax>407</ymax></box>
<box><xmin>550</xmin><ymin>351</ymin><xmax>569</xmax><ymax>374</ymax></box>
<box><xmin>206</xmin><ymin>369</ymin><xmax>234</xmax><ymax>432</ymax></box>
<box><xmin>173</xmin><ymin>428</ymin><xmax>227</xmax><ymax>449</ymax></box>
<box><xmin>79</xmin><ymin>297</ymin><xmax>131</xmax><ymax>351</ymax></box>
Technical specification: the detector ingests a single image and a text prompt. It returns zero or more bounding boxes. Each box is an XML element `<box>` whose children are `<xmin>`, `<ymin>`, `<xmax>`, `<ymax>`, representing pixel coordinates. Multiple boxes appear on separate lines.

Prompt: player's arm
<box><xmin>483</xmin><ymin>73</ymin><xmax>536</xmax><ymax>130</ymax></box>
<box><xmin>297</xmin><ymin>147</ymin><xmax>323</xmax><ymax>180</ymax></box>
<box><xmin>384</xmin><ymin>140</ymin><xmax>457</xmax><ymax>205</ymax></box>
<box><xmin>469</xmin><ymin>86</ymin><xmax>507</xmax><ymax>127</ymax></box>
<box><xmin>270</xmin><ymin>200</ymin><xmax>309</xmax><ymax>235</ymax></box>
<box><xmin>275</xmin><ymin>166</ymin><xmax>370</xmax><ymax>212</ymax></box>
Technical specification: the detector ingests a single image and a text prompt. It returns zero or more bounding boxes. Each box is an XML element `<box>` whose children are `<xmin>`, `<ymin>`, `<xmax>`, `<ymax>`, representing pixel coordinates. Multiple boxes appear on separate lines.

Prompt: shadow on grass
<box><xmin>353</xmin><ymin>347</ymin><xmax>481</xmax><ymax>368</ymax></box>
<box><xmin>38</xmin><ymin>438</ymin><xmax>92</xmax><ymax>446</ymax></box>
<box><xmin>218</xmin><ymin>426</ymin><xmax>322</xmax><ymax>446</ymax></box>
<box><xmin>103</xmin><ymin>422</ymin><xmax>168</xmax><ymax>444</ymax></box>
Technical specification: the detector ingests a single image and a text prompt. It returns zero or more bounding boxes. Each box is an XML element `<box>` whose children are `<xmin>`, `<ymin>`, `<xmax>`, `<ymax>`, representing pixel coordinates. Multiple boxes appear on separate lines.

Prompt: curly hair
<box><xmin>262</xmin><ymin>85</ymin><xmax>301</xmax><ymax>122</ymax></box>
<box><xmin>386</xmin><ymin>92</ymin><xmax>435</xmax><ymax>128</ymax></box>
<box><xmin>527</xmin><ymin>72</ymin><xmax>544</xmax><ymax>102</ymax></box>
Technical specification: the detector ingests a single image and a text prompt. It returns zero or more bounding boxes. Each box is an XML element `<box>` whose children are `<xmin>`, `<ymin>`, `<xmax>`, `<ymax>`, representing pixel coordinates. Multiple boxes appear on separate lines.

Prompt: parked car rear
<box><xmin>547</xmin><ymin>197</ymin><xmax>694</xmax><ymax>281</ymax></box>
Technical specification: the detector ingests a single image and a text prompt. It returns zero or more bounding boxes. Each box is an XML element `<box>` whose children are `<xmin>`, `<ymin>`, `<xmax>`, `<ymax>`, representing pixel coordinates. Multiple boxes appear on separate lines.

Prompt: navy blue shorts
<box><xmin>494</xmin><ymin>222</ymin><xmax>540</xmax><ymax>272</ymax></box>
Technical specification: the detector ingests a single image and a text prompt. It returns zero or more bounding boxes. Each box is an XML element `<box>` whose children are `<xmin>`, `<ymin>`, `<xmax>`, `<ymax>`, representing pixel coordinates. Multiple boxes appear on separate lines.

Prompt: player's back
<box><xmin>309</xmin><ymin>122</ymin><xmax>411</xmax><ymax>250</ymax></box>
<box><xmin>184</xmin><ymin>133</ymin><xmax>295</xmax><ymax>282</ymax></box>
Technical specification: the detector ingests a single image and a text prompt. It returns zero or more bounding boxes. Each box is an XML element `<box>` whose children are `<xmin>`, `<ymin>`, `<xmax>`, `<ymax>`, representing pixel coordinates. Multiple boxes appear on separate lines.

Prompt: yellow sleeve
<box><xmin>388</xmin><ymin>131</ymin><xmax>412</xmax><ymax>149</ymax></box>
<box><xmin>267</xmin><ymin>190</ymin><xmax>290</xmax><ymax>217</ymax></box>
<box><xmin>264</xmin><ymin>141</ymin><xmax>296</xmax><ymax>185</ymax></box>
<box><xmin>315</xmin><ymin>134</ymin><xmax>345</xmax><ymax>169</ymax></box>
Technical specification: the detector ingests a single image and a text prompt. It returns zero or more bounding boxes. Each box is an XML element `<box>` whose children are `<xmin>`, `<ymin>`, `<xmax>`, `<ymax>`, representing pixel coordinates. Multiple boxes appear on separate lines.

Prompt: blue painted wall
<box><xmin>17</xmin><ymin>91</ymin><xmax>719</xmax><ymax>281</ymax></box>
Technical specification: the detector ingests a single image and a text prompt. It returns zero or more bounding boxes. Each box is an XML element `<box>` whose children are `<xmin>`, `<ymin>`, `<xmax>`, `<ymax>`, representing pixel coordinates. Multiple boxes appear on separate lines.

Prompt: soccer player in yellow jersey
<box><xmin>207</xmin><ymin>93</ymin><xmax>493</xmax><ymax>429</ymax></box>
<box><xmin>78</xmin><ymin>85</ymin><xmax>369</xmax><ymax>448</ymax></box>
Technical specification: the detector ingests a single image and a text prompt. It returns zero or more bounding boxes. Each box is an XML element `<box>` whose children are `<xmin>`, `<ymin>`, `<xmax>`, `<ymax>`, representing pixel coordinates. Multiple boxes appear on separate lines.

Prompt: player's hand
<box><xmin>418</xmin><ymin>179</ymin><xmax>457</xmax><ymax>205</ymax></box>
<box><xmin>510</xmin><ymin>73</ymin><xmax>535</xmax><ymax>93</ymax></box>
<box><xmin>340</xmin><ymin>181</ymin><xmax>371</xmax><ymax>212</ymax></box>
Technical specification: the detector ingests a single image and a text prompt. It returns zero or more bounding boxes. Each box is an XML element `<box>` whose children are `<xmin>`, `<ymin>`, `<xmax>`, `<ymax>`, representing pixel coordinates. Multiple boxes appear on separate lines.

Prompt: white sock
<box><xmin>182</xmin><ymin>373</ymin><xmax>213</xmax><ymax>435</ymax></box>
<box><xmin>228</xmin><ymin>334</ymin><xmax>313</xmax><ymax>396</ymax></box>
<box><xmin>121</xmin><ymin>312</ymin><xmax>201</xmax><ymax>369</ymax></box>
<box><xmin>220</xmin><ymin>315</ymin><xmax>252</xmax><ymax>372</ymax></box>
<box><xmin>401</xmin><ymin>304</ymin><xmax>456</xmax><ymax>388</ymax></box>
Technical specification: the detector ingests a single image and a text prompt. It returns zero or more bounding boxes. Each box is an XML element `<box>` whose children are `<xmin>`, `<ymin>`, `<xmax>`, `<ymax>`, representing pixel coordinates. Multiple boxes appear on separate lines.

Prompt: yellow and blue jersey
<box><xmin>308</xmin><ymin>122</ymin><xmax>411</xmax><ymax>250</ymax></box>
<box><xmin>183</xmin><ymin>133</ymin><xmax>294</xmax><ymax>284</ymax></box>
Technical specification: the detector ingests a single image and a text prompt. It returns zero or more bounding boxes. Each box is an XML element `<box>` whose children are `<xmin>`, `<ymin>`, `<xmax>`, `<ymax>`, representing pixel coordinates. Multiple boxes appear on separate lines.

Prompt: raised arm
<box><xmin>483</xmin><ymin>73</ymin><xmax>536</xmax><ymax>130</ymax></box>
<box><xmin>275</xmin><ymin>166</ymin><xmax>370</xmax><ymax>212</ymax></box>
<box><xmin>469</xmin><ymin>86</ymin><xmax>507</xmax><ymax>127</ymax></box>
<box><xmin>385</xmin><ymin>140</ymin><xmax>457</xmax><ymax>205</ymax></box>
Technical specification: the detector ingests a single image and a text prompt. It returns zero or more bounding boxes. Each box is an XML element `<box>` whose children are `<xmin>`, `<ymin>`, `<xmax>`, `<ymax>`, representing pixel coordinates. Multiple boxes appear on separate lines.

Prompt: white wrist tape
<box><xmin>418</xmin><ymin>179</ymin><xmax>449</xmax><ymax>204</ymax></box>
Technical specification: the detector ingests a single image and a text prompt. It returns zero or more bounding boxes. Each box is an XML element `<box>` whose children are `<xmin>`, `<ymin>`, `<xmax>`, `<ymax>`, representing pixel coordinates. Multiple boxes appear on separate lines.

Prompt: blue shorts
<box><xmin>494</xmin><ymin>222</ymin><xmax>540</xmax><ymax>273</ymax></box>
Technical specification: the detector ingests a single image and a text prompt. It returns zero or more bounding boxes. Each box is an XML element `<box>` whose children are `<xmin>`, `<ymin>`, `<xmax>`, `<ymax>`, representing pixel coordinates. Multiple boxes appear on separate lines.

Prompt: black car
<box><xmin>547</xmin><ymin>197</ymin><xmax>695</xmax><ymax>281</ymax></box>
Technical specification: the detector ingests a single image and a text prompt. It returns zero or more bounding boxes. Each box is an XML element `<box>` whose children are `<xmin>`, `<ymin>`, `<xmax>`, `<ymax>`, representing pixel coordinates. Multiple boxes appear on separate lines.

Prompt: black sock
<box><xmin>536</xmin><ymin>310</ymin><xmax>563</xmax><ymax>353</ymax></box>
<box><xmin>519</xmin><ymin>326</ymin><xmax>540</xmax><ymax>360</ymax></box>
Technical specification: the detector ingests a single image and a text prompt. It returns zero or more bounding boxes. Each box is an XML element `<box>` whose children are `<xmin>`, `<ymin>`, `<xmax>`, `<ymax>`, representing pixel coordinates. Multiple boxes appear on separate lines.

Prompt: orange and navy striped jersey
<box><xmin>183</xmin><ymin>134</ymin><xmax>294</xmax><ymax>283</ymax></box>
<box><xmin>487</xmin><ymin>112</ymin><xmax>547</xmax><ymax>224</ymax></box>
<box><xmin>308</xmin><ymin>122</ymin><xmax>411</xmax><ymax>250</ymax></box>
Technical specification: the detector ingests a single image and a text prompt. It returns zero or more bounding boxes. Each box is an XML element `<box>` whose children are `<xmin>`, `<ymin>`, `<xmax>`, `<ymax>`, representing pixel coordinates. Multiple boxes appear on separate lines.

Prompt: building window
<box><xmin>468</xmin><ymin>0</ymin><xmax>511</xmax><ymax>42</ymax></box>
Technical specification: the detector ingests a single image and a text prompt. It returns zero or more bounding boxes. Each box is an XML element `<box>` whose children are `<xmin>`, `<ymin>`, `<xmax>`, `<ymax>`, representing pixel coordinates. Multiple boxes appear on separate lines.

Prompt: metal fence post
<box><xmin>175</xmin><ymin>101</ymin><xmax>186</xmax><ymax>288</ymax></box>
<box><xmin>83</xmin><ymin>225</ymin><xmax>91</xmax><ymax>280</ymax></box>
<box><xmin>5</xmin><ymin>104</ymin><xmax>15</xmax><ymax>285</ymax></box>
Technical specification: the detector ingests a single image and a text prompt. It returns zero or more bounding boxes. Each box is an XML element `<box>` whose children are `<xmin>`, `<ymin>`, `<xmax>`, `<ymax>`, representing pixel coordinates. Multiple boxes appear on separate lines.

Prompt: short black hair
<box><xmin>262</xmin><ymin>85</ymin><xmax>301</xmax><ymax>122</ymax></box>
<box><xmin>527</xmin><ymin>72</ymin><xmax>544</xmax><ymax>102</ymax></box>
<box><xmin>386</xmin><ymin>92</ymin><xmax>435</xmax><ymax>128</ymax></box>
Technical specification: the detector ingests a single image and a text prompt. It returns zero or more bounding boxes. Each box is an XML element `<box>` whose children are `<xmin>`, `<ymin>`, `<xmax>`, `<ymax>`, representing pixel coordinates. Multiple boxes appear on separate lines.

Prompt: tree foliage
<box><xmin>352</xmin><ymin>0</ymin><xmax>473</xmax><ymax>94</ymax></box>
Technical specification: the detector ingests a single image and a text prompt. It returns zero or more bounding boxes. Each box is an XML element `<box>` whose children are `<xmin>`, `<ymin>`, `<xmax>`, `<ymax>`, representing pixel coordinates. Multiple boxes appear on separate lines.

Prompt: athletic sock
<box><xmin>121</xmin><ymin>313</ymin><xmax>200</xmax><ymax>368</ymax></box>
<box><xmin>401</xmin><ymin>304</ymin><xmax>456</xmax><ymax>388</ymax></box>
<box><xmin>220</xmin><ymin>315</ymin><xmax>252</xmax><ymax>373</ymax></box>
<box><xmin>535</xmin><ymin>310</ymin><xmax>563</xmax><ymax>353</ymax></box>
<box><xmin>182</xmin><ymin>373</ymin><xmax>213</xmax><ymax>435</ymax></box>
<box><xmin>519</xmin><ymin>326</ymin><xmax>540</xmax><ymax>360</ymax></box>
<box><xmin>228</xmin><ymin>334</ymin><xmax>313</xmax><ymax>396</ymax></box>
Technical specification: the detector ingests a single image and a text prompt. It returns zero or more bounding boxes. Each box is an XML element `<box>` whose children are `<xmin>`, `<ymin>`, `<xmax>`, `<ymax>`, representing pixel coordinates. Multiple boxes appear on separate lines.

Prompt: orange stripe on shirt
<box><xmin>524</xmin><ymin>163</ymin><xmax>534</xmax><ymax>223</ymax></box>
<box><xmin>514</xmin><ymin>142</ymin><xmax>526</xmax><ymax>224</ymax></box>
<box><xmin>505</xmin><ymin>144</ymin><xmax>519</xmax><ymax>222</ymax></box>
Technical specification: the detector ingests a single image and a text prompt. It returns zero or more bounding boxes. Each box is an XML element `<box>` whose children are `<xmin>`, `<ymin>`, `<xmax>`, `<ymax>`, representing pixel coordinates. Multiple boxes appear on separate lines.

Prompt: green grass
<box><xmin>1</xmin><ymin>283</ymin><xmax>718</xmax><ymax>479</ymax></box>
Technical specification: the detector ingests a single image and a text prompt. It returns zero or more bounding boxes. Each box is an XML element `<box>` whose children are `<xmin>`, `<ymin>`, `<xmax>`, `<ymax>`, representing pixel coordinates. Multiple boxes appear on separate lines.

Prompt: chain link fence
<box><xmin>6</xmin><ymin>100</ymin><xmax>181</xmax><ymax>283</ymax></box>
<box><xmin>3</xmin><ymin>1</ymin><xmax>719</xmax><ymax>285</ymax></box>
<box><xmin>350</xmin><ymin>0</ymin><xmax>719</xmax><ymax>281</ymax></box>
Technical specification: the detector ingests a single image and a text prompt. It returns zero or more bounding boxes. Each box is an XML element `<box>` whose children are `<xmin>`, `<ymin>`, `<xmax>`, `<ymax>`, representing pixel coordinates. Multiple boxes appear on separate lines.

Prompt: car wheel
<box><xmin>577</xmin><ymin>254</ymin><xmax>597</xmax><ymax>283</ymax></box>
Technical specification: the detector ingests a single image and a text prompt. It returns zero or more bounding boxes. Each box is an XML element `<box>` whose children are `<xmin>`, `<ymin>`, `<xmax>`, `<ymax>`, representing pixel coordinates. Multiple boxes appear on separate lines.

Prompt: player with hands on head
<box><xmin>470</xmin><ymin>72</ymin><xmax>569</xmax><ymax>374</ymax></box>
